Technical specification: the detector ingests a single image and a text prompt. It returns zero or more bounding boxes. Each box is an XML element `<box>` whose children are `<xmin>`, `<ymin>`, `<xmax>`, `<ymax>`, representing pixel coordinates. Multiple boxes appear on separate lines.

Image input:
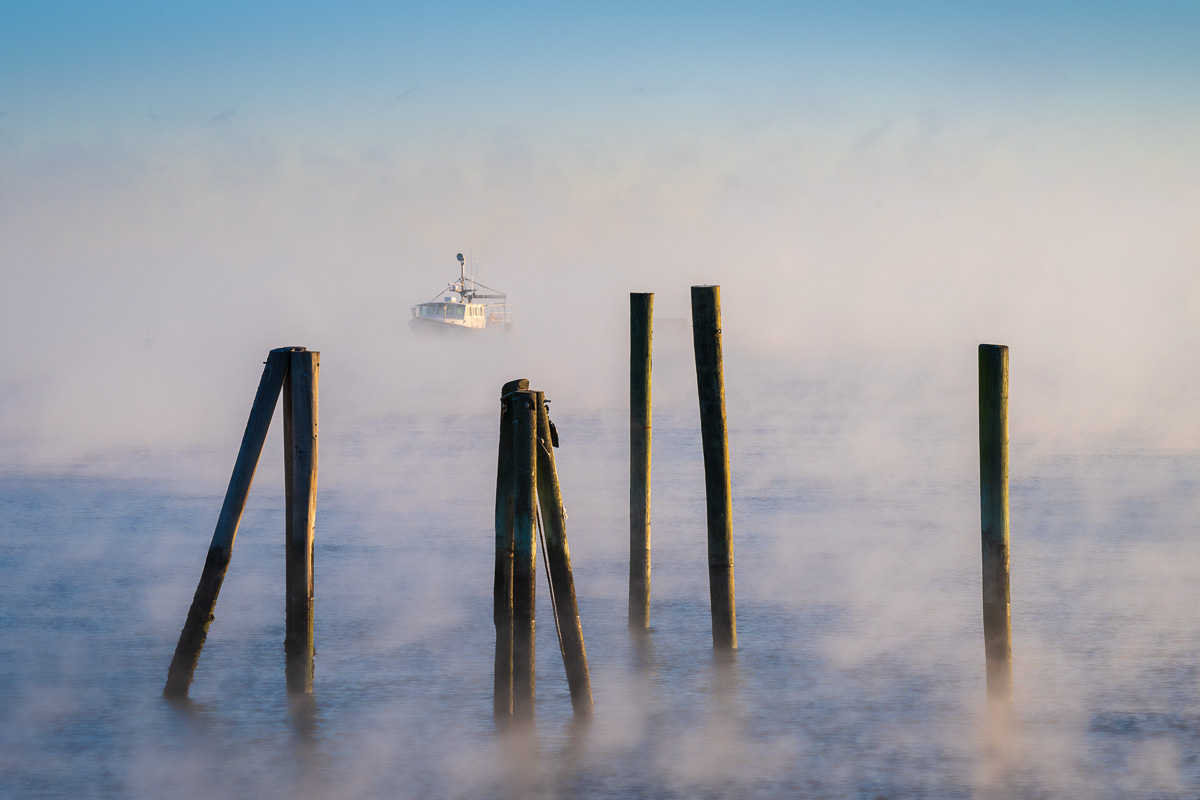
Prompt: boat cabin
<box><xmin>412</xmin><ymin>297</ymin><xmax>488</xmax><ymax>329</ymax></box>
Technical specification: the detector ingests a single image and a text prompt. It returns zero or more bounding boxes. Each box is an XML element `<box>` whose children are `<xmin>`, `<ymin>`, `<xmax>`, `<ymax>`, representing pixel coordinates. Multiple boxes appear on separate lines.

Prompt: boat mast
<box><xmin>454</xmin><ymin>252</ymin><xmax>471</xmax><ymax>301</ymax></box>
<box><xmin>443</xmin><ymin>251</ymin><xmax>504</xmax><ymax>306</ymax></box>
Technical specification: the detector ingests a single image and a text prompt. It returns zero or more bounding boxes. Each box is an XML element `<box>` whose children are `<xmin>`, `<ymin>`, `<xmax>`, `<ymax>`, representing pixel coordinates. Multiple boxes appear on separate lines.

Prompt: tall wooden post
<box><xmin>164</xmin><ymin>347</ymin><xmax>297</xmax><ymax>698</ymax></box>
<box><xmin>630</xmin><ymin>292</ymin><xmax>653</xmax><ymax>633</ymax></box>
<box><xmin>284</xmin><ymin>350</ymin><xmax>319</xmax><ymax>695</ymax></box>
<box><xmin>494</xmin><ymin>378</ymin><xmax>528</xmax><ymax>719</ymax></box>
<box><xmin>510</xmin><ymin>390</ymin><xmax>538</xmax><ymax>719</ymax></box>
<box><xmin>534</xmin><ymin>394</ymin><xmax>593</xmax><ymax>716</ymax></box>
<box><xmin>691</xmin><ymin>286</ymin><xmax>736</xmax><ymax>651</ymax></box>
<box><xmin>979</xmin><ymin>344</ymin><xmax>1012</xmax><ymax>700</ymax></box>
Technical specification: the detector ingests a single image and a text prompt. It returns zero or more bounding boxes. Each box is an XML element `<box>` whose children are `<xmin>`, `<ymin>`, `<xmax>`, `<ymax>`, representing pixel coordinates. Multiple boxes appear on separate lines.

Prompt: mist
<box><xmin>4</xmin><ymin>109</ymin><xmax>1199</xmax><ymax>457</ymax></box>
<box><xmin>4</xmin><ymin>2</ymin><xmax>1200</xmax><ymax>797</ymax></box>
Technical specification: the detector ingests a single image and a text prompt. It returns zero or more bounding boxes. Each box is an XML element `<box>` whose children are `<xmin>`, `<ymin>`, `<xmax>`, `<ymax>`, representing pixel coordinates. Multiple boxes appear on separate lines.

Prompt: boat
<box><xmin>409</xmin><ymin>253</ymin><xmax>513</xmax><ymax>335</ymax></box>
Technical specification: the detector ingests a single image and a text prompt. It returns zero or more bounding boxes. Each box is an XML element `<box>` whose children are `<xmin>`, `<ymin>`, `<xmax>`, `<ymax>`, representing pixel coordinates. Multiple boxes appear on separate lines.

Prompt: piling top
<box><xmin>691</xmin><ymin>285</ymin><xmax>722</xmax><ymax>311</ymax></box>
<box><xmin>501</xmin><ymin>379</ymin><xmax>530</xmax><ymax>397</ymax></box>
<box><xmin>271</xmin><ymin>346</ymin><xmax>308</xmax><ymax>353</ymax></box>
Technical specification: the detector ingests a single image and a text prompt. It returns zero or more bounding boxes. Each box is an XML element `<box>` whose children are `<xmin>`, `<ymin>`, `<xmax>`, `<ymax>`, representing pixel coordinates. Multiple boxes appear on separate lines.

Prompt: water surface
<box><xmin>3</xmin><ymin>386</ymin><xmax>1200</xmax><ymax>798</ymax></box>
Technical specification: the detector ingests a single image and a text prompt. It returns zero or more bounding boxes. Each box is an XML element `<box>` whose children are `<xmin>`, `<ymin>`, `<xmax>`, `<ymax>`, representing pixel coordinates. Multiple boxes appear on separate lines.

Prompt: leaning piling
<box><xmin>535</xmin><ymin>393</ymin><xmax>593</xmax><ymax>716</ymax></box>
<box><xmin>164</xmin><ymin>346</ymin><xmax>313</xmax><ymax>699</ymax></box>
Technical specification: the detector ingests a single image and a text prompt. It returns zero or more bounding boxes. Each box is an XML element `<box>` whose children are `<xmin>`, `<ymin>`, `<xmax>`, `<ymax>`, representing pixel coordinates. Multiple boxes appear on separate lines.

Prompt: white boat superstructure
<box><xmin>409</xmin><ymin>254</ymin><xmax>513</xmax><ymax>335</ymax></box>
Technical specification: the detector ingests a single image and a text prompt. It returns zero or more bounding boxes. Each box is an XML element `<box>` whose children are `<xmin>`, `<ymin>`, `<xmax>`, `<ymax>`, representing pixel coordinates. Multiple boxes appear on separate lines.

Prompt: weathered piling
<box><xmin>494</xmin><ymin>378</ymin><xmax>528</xmax><ymax>719</ymax></box>
<box><xmin>510</xmin><ymin>390</ymin><xmax>538</xmax><ymax>719</ymax></box>
<box><xmin>284</xmin><ymin>349</ymin><xmax>319</xmax><ymax>695</ymax></box>
<box><xmin>979</xmin><ymin>343</ymin><xmax>1012</xmax><ymax>701</ymax></box>
<box><xmin>534</xmin><ymin>393</ymin><xmax>594</xmax><ymax>716</ymax></box>
<box><xmin>629</xmin><ymin>292</ymin><xmax>653</xmax><ymax>633</ymax></box>
<box><xmin>164</xmin><ymin>347</ymin><xmax>298</xmax><ymax>698</ymax></box>
<box><xmin>691</xmin><ymin>285</ymin><xmax>737</xmax><ymax>651</ymax></box>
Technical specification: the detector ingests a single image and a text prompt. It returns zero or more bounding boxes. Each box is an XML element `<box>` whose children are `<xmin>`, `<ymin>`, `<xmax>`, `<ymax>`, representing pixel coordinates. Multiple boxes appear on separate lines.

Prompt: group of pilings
<box><xmin>628</xmin><ymin>286</ymin><xmax>737</xmax><ymax>650</ymax></box>
<box><xmin>165</xmin><ymin>305</ymin><xmax>1012</xmax><ymax>709</ymax></box>
<box><xmin>493</xmin><ymin>381</ymin><xmax>593</xmax><ymax>721</ymax></box>
<box><xmin>493</xmin><ymin>285</ymin><xmax>736</xmax><ymax>723</ymax></box>
<box><xmin>164</xmin><ymin>346</ymin><xmax>319</xmax><ymax>700</ymax></box>
<box><xmin>628</xmin><ymin>287</ymin><xmax>1013</xmax><ymax>700</ymax></box>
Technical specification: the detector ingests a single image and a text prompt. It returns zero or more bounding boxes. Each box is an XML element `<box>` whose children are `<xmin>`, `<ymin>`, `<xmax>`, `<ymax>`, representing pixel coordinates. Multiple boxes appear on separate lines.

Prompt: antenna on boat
<box><xmin>457</xmin><ymin>253</ymin><xmax>465</xmax><ymax>282</ymax></box>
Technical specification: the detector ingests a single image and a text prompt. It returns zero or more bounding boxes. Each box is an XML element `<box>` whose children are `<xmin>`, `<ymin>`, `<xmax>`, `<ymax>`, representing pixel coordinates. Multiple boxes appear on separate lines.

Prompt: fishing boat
<box><xmin>409</xmin><ymin>254</ymin><xmax>513</xmax><ymax>335</ymax></box>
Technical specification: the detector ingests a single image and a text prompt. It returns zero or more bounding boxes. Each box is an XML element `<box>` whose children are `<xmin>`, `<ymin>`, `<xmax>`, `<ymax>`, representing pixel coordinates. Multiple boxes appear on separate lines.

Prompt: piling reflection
<box><xmin>287</xmin><ymin>690</ymin><xmax>320</xmax><ymax>739</ymax></box>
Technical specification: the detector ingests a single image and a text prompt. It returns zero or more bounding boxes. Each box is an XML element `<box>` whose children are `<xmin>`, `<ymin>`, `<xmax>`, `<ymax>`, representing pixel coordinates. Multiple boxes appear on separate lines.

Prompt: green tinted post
<box><xmin>979</xmin><ymin>344</ymin><xmax>1012</xmax><ymax>701</ymax></box>
<box><xmin>494</xmin><ymin>379</ymin><xmax>528</xmax><ymax>719</ymax></box>
<box><xmin>630</xmin><ymin>292</ymin><xmax>653</xmax><ymax>632</ymax></box>
<box><xmin>510</xmin><ymin>391</ymin><xmax>538</xmax><ymax>719</ymax></box>
<box><xmin>284</xmin><ymin>349</ymin><xmax>319</xmax><ymax>695</ymax></box>
<box><xmin>691</xmin><ymin>286</ymin><xmax>736</xmax><ymax>651</ymax></box>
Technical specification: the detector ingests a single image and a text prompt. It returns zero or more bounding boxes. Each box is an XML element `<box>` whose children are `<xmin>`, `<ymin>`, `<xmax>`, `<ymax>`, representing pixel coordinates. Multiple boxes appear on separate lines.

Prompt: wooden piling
<box><xmin>979</xmin><ymin>343</ymin><xmax>1012</xmax><ymax>701</ymax></box>
<box><xmin>691</xmin><ymin>286</ymin><xmax>737</xmax><ymax>651</ymax></box>
<box><xmin>284</xmin><ymin>350</ymin><xmax>319</xmax><ymax>695</ymax></box>
<box><xmin>630</xmin><ymin>292</ymin><xmax>653</xmax><ymax>633</ymax></box>
<box><xmin>510</xmin><ymin>390</ymin><xmax>538</xmax><ymax>718</ymax></box>
<box><xmin>534</xmin><ymin>393</ymin><xmax>594</xmax><ymax>716</ymax></box>
<box><xmin>494</xmin><ymin>378</ymin><xmax>528</xmax><ymax>719</ymax></box>
<box><xmin>164</xmin><ymin>347</ymin><xmax>297</xmax><ymax>698</ymax></box>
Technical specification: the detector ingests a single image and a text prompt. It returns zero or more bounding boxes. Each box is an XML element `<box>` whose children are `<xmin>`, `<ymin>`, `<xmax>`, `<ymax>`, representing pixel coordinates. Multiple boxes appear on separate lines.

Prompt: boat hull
<box><xmin>408</xmin><ymin>316</ymin><xmax>484</xmax><ymax>336</ymax></box>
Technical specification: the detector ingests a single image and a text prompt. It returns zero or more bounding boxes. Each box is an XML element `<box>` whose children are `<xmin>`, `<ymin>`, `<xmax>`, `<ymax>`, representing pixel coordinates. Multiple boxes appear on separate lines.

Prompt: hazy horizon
<box><xmin>3</xmin><ymin>1</ymin><xmax>1200</xmax><ymax>459</ymax></box>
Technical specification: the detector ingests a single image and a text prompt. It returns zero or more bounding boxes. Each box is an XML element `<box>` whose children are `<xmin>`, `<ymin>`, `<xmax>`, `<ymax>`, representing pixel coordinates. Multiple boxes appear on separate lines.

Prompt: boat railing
<box><xmin>486</xmin><ymin>303</ymin><xmax>513</xmax><ymax>328</ymax></box>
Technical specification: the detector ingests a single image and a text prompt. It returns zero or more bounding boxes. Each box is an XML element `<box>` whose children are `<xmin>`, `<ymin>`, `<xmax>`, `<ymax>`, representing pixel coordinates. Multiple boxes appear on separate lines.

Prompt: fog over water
<box><xmin>4</xmin><ymin>1</ymin><xmax>1200</xmax><ymax>796</ymax></box>
<box><xmin>4</xmin><ymin>347</ymin><xmax>1200</xmax><ymax>797</ymax></box>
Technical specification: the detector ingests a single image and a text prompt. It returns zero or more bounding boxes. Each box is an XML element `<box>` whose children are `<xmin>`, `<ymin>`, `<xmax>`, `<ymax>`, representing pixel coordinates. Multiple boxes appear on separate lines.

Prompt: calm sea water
<box><xmin>4</xmin><ymin>383</ymin><xmax>1200</xmax><ymax>799</ymax></box>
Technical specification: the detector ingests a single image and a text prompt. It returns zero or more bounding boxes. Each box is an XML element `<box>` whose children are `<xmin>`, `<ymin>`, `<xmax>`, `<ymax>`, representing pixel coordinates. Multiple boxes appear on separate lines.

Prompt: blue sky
<box><xmin>5</xmin><ymin>1</ymin><xmax>1199</xmax><ymax>142</ymax></box>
